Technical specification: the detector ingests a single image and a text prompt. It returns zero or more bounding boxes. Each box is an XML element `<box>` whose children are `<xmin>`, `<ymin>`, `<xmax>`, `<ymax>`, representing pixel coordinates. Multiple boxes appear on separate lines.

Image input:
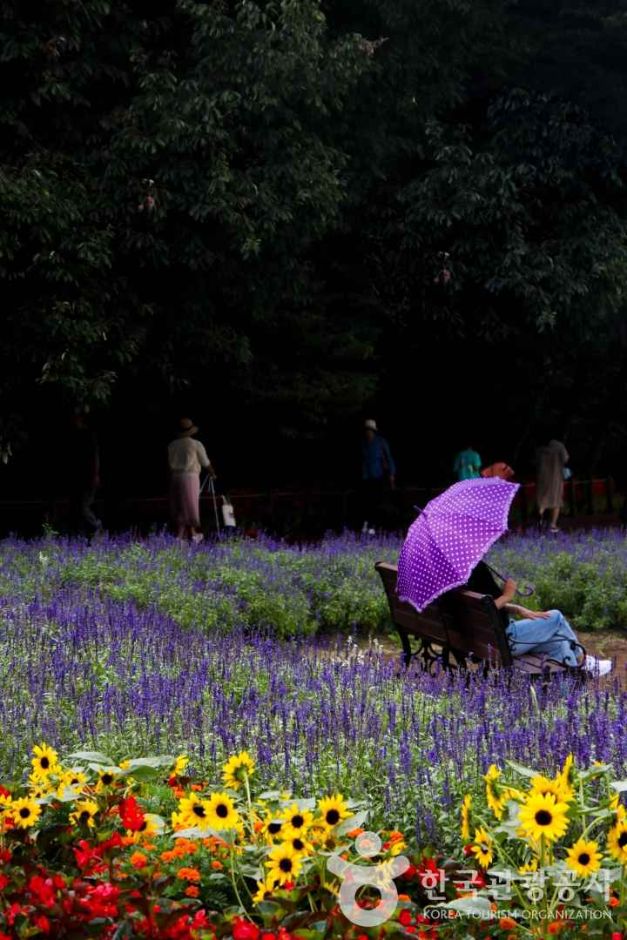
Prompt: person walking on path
<box><xmin>67</xmin><ymin>411</ymin><xmax>102</xmax><ymax>533</ymax></box>
<box><xmin>453</xmin><ymin>444</ymin><xmax>482</xmax><ymax>481</ymax></box>
<box><xmin>168</xmin><ymin>418</ymin><xmax>213</xmax><ymax>541</ymax></box>
<box><xmin>361</xmin><ymin>419</ymin><xmax>396</xmax><ymax>533</ymax></box>
<box><xmin>536</xmin><ymin>438</ymin><xmax>569</xmax><ymax>532</ymax></box>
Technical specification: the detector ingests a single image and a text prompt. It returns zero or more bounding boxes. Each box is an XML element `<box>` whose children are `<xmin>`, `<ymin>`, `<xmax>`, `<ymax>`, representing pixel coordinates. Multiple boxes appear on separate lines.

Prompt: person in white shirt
<box><xmin>168</xmin><ymin>418</ymin><xmax>213</xmax><ymax>541</ymax></box>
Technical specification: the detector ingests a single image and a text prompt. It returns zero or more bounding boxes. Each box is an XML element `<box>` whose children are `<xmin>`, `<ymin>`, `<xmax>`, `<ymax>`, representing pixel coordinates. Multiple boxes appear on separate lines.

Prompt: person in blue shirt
<box><xmin>453</xmin><ymin>445</ymin><xmax>482</xmax><ymax>481</ymax></box>
<box><xmin>361</xmin><ymin>419</ymin><xmax>396</xmax><ymax>533</ymax></box>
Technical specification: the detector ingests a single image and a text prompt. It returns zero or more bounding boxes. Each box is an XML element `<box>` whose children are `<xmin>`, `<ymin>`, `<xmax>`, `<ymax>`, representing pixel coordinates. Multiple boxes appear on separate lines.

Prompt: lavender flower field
<box><xmin>0</xmin><ymin>532</ymin><xmax>625</xmax><ymax>850</ymax></box>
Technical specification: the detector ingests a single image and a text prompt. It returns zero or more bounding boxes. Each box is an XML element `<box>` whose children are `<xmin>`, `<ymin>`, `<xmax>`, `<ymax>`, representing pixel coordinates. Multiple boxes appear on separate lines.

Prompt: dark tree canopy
<box><xmin>2</xmin><ymin>0</ymin><xmax>627</xmax><ymax>491</ymax></box>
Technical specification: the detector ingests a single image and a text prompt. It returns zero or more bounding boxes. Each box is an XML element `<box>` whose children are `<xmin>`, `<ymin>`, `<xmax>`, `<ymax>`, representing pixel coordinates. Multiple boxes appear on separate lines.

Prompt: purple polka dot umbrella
<box><xmin>396</xmin><ymin>478</ymin><xmax>520</xmax><ymax>612</ymax></box>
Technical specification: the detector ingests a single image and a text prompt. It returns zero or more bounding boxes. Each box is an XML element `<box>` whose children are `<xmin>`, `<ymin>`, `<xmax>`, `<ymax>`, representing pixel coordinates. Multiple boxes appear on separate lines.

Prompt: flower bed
<box><xmin>0</xmin><ymin>746</ymin><xmax>624</xmax><ymax>938</ymax></box>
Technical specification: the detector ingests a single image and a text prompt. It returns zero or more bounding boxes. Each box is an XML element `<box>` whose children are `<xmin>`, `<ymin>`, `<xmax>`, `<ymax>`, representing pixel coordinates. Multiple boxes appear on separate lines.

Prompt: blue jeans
<box><xmin>506</xmin><ymin>610</ymin><xmax>581</xmax><ymax>667</ymax></box>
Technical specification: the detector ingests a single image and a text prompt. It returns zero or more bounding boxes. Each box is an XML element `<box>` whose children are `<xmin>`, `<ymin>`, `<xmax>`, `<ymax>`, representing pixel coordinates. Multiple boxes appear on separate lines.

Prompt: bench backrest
<box><xmin>375</xmin><ymin>561</ymin><xmax>513</xmax><ymax>667</ymax></box>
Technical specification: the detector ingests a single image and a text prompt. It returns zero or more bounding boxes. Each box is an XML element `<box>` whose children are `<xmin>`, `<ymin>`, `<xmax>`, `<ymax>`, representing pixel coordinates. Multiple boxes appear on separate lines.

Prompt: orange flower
<box><xmin>177</xmin><ymin>867</ymin><xmax>201</xmax><ymax>882</ymax></box>
<box><xmin>398</xmin><ymin>894</ymin><xmax>410</xmax><ymax>902</ymax></box>
<box><xmin>548</xmin><ymin>923</ymin><xmax>563</xmax><ymax>935</ymax></box>
<box><xmin>346</xmin><ymin>828</ymin><xmax>365</xmax><ymax>839</ymax></box>
<box><xmin>211</xmin><ymin>860</ymin><xmax>223</xmax><ymax>871</ymax></box>
<box><xmin>185</xmin><ymin>885</ymin><xmax>200</xmax><ymax>898</ymax></box>
<box><xmin>130</xmin><ymin>852</ymin><xmax>148</xmax><ymax>869</ymax></box>
<box><xmin>609</xmin><ymin>897</ymin><xmax>619</xmax><ymax>908</ymax></box>
<box><xmin>388</xmin><ymin>830</ymin><xmax>404</xmax><ymax>842</ymax></box>
<box><xmin>499</xmin><ymin>918</ymin><xmax>517</xmax><ymax>931</ymax></box>
<box><xmin>254</xmin><ymin>821</ymin><xmax>264</xmax><ymax>833</ymax></box>
<box><xmin>160</xmin><ymin>851</ymin><xmax>175</xmax><ymax>863</ymax></box>
<box><xmin>191</xmin><ymin>784</ymin><xmax>203</xmax><ymax>792</ymax></box>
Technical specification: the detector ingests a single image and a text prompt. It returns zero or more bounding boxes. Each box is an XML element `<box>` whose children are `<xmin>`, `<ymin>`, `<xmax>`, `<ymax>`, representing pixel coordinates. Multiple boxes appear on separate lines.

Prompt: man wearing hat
<box><xmin>168</xmin><ymin>418</ymin><xmax>213</xmax><ymax>541</ymax></box>
<box><xmin>361</xmin><ymin>419</ymin><xmax>396</xmax><ymax>534</ymax></box>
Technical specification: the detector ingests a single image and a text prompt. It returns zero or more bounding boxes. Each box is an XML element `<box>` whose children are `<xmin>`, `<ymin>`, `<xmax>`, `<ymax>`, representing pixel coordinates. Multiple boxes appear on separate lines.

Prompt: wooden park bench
<box><xmin>375</xmin><ymin>561</ymin><xmax>584</xmax><ymax>681</ymax></box>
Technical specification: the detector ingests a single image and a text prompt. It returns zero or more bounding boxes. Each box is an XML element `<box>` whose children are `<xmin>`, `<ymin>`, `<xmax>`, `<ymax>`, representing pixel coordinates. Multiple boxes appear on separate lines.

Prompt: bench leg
<box><xmin>397</xmin><ymin>629</ymin><xmax>413</xmax><ymax>669</ymax></box>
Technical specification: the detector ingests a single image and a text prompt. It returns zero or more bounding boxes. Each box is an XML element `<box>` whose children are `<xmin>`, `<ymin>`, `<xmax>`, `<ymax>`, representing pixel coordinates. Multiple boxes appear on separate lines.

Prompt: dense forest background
<box><xmin>3</xmin><ymin>0</ymin><xmax>627</xmax><ymax>499</ymax></box>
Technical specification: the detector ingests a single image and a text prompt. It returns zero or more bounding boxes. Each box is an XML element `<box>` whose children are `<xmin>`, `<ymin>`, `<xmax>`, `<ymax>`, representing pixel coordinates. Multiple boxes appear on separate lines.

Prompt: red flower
<box><xmin>399</xmin><ymin>909</ymin><xmax>412</xmax><ymax>926</ymax></box>
<box><xmin>0</xmin><ymin>847</ymin><xmax>10</xmax><ymax>864</ymax></box>
<box><xmin>0</xmin><ymin>874</ymin><xmax>9</xmax><ymax>891</ymax></box>
<box><xmin>80</xmin><ymin>882</ymin><xmax>121</xmax><ymax>919</ymax></box>
<box><xmin>261</xmin><ymin>934</ymin><xmax>276</xmax><ymax>940</ymax></box>
<box><xmin>120</xmin><ymin>796</ymin><xmax>146</xmax><ymax>832</ymax></box>
<box><xmin>34</xmin><ymin>915</ymin><xmax>51</xmax><ymax>933</ymax></box>
<box><xmin>192</xmin><ymin>911</ymin><xmax>211</xmax><ymax>930</ymax></box>
<box><xmin>611</xmin><ymin>934</ymin><xmax>622</xmax><ymax>940</ymax></box>
<box><xmin>6</xmin><ymin>902</ymin><xmax>25</xmax><ymax>926</ymax></box>
<box><xmin>74</xmin><ymin>840</ymin><xmax>104</xmax><ymax>874</ymax></box>
<box><xmin>0</xmin><ymin>786</ymin><xmax>10</xmax><ymax>799</ymax></box>
<box><xmin>101</xmin><ymin>831</ymin><xmax>123</xmax><ymax>852</ymax></box>
<box><xmin>28</xmin><ymin>875</ymin><xmax>56</xmax><ymax>908</ymax></box>
<box><xmin>0</xmin><ymin>933</ymin><xmax>13</xmax><ymax>940</ymax></box>
<box><xmin>232</xmin><ymin>917</ymin><xmax>260</xmax><ymax>940</ymax></box>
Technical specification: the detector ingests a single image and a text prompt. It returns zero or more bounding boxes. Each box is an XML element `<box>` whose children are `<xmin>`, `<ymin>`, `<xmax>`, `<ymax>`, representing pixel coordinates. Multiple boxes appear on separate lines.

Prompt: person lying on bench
<box><xmin>465</xmin><ymin>562</ymin><xmax>613</xmax><ymax>677</ymax></box>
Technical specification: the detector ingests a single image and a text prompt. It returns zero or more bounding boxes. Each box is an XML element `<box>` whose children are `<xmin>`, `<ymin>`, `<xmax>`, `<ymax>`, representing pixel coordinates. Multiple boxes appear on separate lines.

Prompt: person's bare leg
<box><xmin>549</xmin><ymin>507</ymin><xmax>560</xmax><ymax>530</ymax></box>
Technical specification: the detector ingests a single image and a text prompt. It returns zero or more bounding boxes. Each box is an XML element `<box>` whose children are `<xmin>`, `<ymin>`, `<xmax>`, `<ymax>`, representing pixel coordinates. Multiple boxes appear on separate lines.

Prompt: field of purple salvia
<box><xmin>0</xmin><ymin>532</ymin><xmax>624</xmax><ymax>851</ymax></box>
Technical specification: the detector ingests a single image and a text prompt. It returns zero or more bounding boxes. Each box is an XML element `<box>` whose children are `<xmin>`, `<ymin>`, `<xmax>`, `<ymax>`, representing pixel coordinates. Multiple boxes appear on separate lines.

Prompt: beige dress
<box><xmin>536</xmin><ymin>440</ymin><xmax>569</xmax><ymax>511</ymax></box>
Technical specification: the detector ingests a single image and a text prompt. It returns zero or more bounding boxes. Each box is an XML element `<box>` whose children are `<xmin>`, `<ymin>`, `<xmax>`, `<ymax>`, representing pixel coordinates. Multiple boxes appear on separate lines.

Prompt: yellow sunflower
<box><xmin>95</xmin><ymin>767</ymin><xmax>120</xmax><ymax>792</ymax></box>
<box><xmin>317</xmin><ymin>794</ymin><xmax>352</xmax><ymax>831</ymax></box>
<box><xmin>484</xmin><ymin>765</ymin><xmax>507</xmax><ymax>820</ymax></box>
<box><xmin>518</xmin><ymin>793</ymin><xmax>570</xmax><ymax>843</ymax></box>
<box><xmin>176</xmin><ymin>796</ymin><xmax>213</xmax><ymax>830</ymax></box>
<box><xmin>31</xmin><ymin>743</ymin><xmax>59</xmax><ymax>779</ymax></box>
<box><xmin>565</xmin><ymin>838</ymin><xmax>602</xmax><ymax>877</ymax></box>
<box><xmin>0</xmin><ymin>793</ymin><xmax>12</xmax><ymax>827</ymax></box>
<box><xmin>127</xmin><ymin>813</ymin><xmax>163</xmax><ymax>842</ymax></box>
<box><xmin>282</xmin><ymin>804</ymin><xmax>314</xmax><ymax>839</ymax></box>
<box><xmin>461</xmin><ymin>794</ymin><xmax>472</xmax><ymax>842</ymax></box>
<box><xmin>518</xmin><ymin>860</ymin><xmax>538</xmax><ymax>874</ymax></box>
<box><xmin>206</xmin><ymin>792</ymin><xmax>241</xmax><ymax>831</ymax></box>
<box><xmin>607</xmin><ymin>819</ymin><xmax>627</xmax><ymax>865</ymax></box>
<box><xmin>282</xmin><ymin>833</ymin><xmax>314</xmax><ymax>857</ymax></box>
<box><xmin>266</xmin><ymin>842</ymin><xmax>302</xmax><ymax>885</ymax></box>
<box><xmin>70</xmin><ymin>800</ymin><xmax>99</xmax><ymax>828</ymax></box>
<box><xmin>173</xmin><ymin>755</ymin><xmax>189</xmax><ymax>777</ymax></box>
<box><xmin>222</xmin><ymin>752</ymin><xmax>255</xmax><ymax>790</ymax></box>
<box><xmin>28</xmin><ymin>771</ymin><xmax>57</xmax><ymax>794</ymax></box>
<box><xmin>253</xmin><ymin>875</ymin><xmax>280</xmax><ymax>904</ymax></box>
<box><xmin>470</xmin><ymin>827</ymin><xmax>493</xmax><ymax>869</ymax></box>
<box><xmin>531</xmin><ymin>770</ymin><xmax>573</xmax><ymax>804</ymax></box>
<box><xmin>10</xmin><ymin>797</ymin><xmax>42</xmax><ymax>829</ymax></box>
<box><xmin>57</xmin><ymin>769</ymin><xmax>88</xmax><ymax>797</ymax></box>
<box><xmin>261</xmin><ymin>815</ymin><xmax>285</xmax><ymax>842</ymax></box>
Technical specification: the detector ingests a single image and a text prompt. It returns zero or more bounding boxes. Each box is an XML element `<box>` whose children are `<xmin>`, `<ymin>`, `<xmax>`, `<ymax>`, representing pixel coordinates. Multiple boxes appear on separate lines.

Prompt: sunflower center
<box><xmin>216</xmin><ymin>804</ymin><xmax>228</xmax><ymax>818</ymax></box>
<box><xmin>619</xmin><ymin>832</ymin><xmax>627</xmax><ymax>848</ymax></box>
<box><xmin>279</xmin><ymin>858</ymin><xmax>293</xmax><ymax>873</ymax></box>
<box><xmin>79</xmin><ymin>811</ymin><xmax>91</xmax><ymax>823</ymax></box>
<box><xmin>193</xmin><ymin>805</ymin><xmax>206</xmax><ymax>818</ymax></box>
<box><xmin>40</xmin><ymin>757</ymin><xmax>49</xmax><ymax>769</ymax></box>
<box><xmin>268</xmin><ymin>822</ymin><xmax>282</xmax><ymax>834</ymax></box>
<box><xmin>326</xmin><ymin>809</ymin><xmax>340</xmax><ymax>825</ymax></box>
<box><xmin>291</xmin><ymin>814</ymin><xmax>304</xmax><ymax>828</ymax></box>
<box><xmin>578</xmin><ymin>853</ymin><xmax>590</xmax><ymax>865</ymax></box>
<box><xmin>19</xmin><ymin>808</ymin><xmax>30</xmax><ymax>818</ymax></box>
<box><xmin>534</xmin><ymin>810</ymin><xmax>552</xmax><ymax>826</ymax></box>
<box><xmin>102</xmin><ymin>774</ymin><xmax>113</xmax><ymax>785</ymax></box>
<box><xmin>139</xmin><ymin>821</ymin><xmax>147</xmax><ymax>831</ymax></box>
<box><xmin>293</xmin><ymin>838</ymin><xmax>304</xmax><ymax>851</ymax></box>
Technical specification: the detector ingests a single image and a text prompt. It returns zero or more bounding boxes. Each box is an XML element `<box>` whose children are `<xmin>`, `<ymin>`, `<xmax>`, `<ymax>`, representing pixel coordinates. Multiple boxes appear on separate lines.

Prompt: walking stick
<box><xmin>207</xmin><ymin>476</ymin><xmax>222</xmax><ymax>538</ymax></box>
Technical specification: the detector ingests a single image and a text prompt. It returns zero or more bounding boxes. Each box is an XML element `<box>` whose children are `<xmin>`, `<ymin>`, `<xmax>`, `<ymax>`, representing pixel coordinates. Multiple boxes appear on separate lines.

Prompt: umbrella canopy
<box><xmin>396</xmin><ymin>478</ymin><xmax>519</xmax><ymax>612</ymax></box>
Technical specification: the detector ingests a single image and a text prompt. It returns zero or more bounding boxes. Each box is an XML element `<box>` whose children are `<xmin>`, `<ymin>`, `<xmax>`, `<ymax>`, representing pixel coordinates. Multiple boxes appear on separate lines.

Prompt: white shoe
<box><xmin>191</xmin><ymin>533</ymin><xmax>204</xmax><ymax>543</ymax></box>
<box><xmin>584</xmin><ymin>655</ymin><xmax>613</xmax><ymax>677</ymax></box>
